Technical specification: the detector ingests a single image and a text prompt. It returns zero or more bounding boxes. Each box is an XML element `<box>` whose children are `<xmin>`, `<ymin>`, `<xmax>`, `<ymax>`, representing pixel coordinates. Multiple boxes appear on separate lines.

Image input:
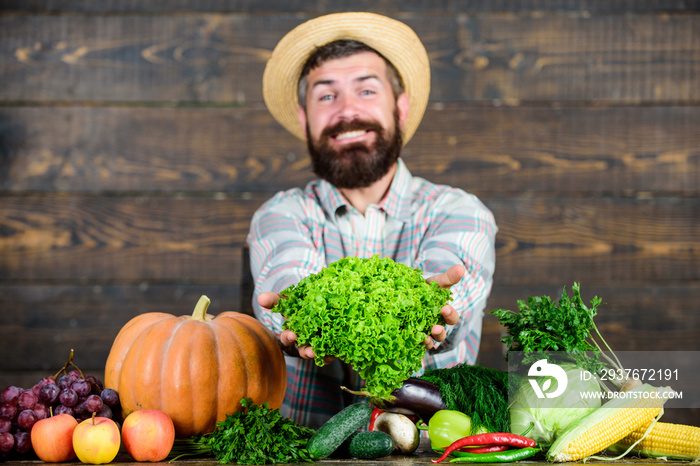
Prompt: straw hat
<box><xmin>262</xmin><ymin>12</ymin><xmax>430</xmax><ymax>145</ymax></box>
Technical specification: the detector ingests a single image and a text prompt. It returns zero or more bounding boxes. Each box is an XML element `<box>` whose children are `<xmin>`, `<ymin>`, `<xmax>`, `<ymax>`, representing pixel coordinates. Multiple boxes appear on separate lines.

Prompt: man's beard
<box><xmin>306</xmin><ymin>111</ymin><xmax>402</xmax><ymax>189</ymax></box>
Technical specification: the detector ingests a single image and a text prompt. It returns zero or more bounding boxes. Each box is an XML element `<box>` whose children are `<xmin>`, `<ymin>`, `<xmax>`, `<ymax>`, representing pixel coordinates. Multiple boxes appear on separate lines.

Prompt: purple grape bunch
<box><xmin>0</xmin><ymin>353</ymin><xmax>120</xmax><ymax>459</ymax></box>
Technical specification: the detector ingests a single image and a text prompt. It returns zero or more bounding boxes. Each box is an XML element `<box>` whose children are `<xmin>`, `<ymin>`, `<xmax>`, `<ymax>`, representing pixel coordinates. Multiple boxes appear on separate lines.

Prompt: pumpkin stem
<box><xmin>192</xmin><ymin>295</ymin><xmax>212</xmax><ymax>321</ymax></box>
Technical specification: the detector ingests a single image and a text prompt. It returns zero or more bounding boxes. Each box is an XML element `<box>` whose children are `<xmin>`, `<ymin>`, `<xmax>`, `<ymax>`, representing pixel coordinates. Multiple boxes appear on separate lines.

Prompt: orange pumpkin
<box><xmin>104</xmin><ymin>295</ymin><xmax>287</xmax><ymax>437</ymax></box>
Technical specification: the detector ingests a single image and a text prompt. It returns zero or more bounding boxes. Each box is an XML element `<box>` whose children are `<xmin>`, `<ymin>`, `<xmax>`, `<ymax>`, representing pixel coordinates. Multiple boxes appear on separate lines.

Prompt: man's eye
<box><xmin>360</xmin><ymin>89</ymin><xmax>376</xmax><ymax>95</ymax></box>
<box><xmin>320</xmin><ymin>94</ymin><xmax>335</xmax><ymax>101</ymax></box>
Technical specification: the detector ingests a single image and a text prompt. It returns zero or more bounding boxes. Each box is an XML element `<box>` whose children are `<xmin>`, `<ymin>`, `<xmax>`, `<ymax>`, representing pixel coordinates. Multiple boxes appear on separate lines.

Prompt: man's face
<box><xmin>298</xmin><ymin>51</ymin><xmax>409</xmax><ymax>189</ymax></box>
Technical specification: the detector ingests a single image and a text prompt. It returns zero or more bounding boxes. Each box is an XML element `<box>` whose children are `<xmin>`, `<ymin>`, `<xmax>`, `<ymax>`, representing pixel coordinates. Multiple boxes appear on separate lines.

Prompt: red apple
<box><xmin>72</xmin><ymin>415</ymin><xmax>121</xmax><ymax>464</ymax></box>
<box><xmin>121</xmin><ymin>410</ymin><xmax>175</xmax><ymax>462</ymax></box>
<box><xmin>31</xmin><ymin>413</ymin><xmax>78</xmax><ymax>462</ymax></box>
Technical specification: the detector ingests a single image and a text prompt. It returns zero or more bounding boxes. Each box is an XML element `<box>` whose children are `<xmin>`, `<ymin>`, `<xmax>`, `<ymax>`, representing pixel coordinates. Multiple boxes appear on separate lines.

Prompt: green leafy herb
<box><xmin>170</xmin><ymin>398</ymin><xmax>315</xmax><ymax>464</ymax></box>
<box><xmin>421</xmin><ymin>364</ymin><xmax>513</xmax><ymax>434</ymax></box>
<box><xmin>274</xmin><ymin>255</ymin><xmax>451</xmax><ymax>399</ymax></box>
<box><xmin>491</xmin><ymin>282</ymin><xmax>626</xmax><ymax>387</ymax></box>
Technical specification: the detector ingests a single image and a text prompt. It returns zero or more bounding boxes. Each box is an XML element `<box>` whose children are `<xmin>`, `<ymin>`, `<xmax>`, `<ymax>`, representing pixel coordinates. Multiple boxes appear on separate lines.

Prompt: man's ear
<box><xmin>397</xmin><ymin>92</ymin><xmax>410</xmax><ymax>131</ymax></box>
<box><xmin>297</xmin><ymin>105</ymin><xmax>308</xmax><ymax>140</ymax></box>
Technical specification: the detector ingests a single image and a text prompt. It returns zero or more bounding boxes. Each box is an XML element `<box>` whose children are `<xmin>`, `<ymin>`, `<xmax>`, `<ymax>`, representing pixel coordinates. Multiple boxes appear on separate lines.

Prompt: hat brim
<box><xmin>262</xmin><ymin>12</ymin><xmax>430</xmax><ymax>145</ymax></box>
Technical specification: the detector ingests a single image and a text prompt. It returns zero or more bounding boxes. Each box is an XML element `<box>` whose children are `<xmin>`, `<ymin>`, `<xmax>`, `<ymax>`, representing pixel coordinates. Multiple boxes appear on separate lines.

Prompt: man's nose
<box><xmin>336</xmin><ymin>93</ymin><xmax>361</xmax><ymax>121</ymax></box>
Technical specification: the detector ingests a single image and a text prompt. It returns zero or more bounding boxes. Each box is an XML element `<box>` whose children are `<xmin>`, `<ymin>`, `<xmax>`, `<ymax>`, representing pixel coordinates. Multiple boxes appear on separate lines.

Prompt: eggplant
<box><xmin>343</xmin><ymin>377</ymin><xmax>447</xmax><ymax>422</ymax></box>
<box><xmin>371</xmin><ymin>377</ymin><xmax>447</xmax><ymax>422</ymax></box>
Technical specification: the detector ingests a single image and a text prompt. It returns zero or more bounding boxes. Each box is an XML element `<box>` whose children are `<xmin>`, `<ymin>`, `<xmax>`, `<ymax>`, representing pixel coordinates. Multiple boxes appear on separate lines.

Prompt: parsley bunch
<box><xmin>171</xmin><ymin>398</ymin><xmax>315</xmax><ymax>464</ymax></box>
<box><xmin>491</xmin><ymin>282</ymin><xmax>623</xmax><ymax>382</ymax></box>
<box><xmin>275</xmin><ymin>255</ymin><xmax>451</xmax><ymax>399</ymax></box>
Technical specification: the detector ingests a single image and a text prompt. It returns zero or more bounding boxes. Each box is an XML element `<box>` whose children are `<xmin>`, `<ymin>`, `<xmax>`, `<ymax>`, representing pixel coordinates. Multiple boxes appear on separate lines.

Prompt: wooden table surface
<box><xmin>2</xmin><ymin>439</ymin><xmax>692</xmax><ymax>466</ymax></box>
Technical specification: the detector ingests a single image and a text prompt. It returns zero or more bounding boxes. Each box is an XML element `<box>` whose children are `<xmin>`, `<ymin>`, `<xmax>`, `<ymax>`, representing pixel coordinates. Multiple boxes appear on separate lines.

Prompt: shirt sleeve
<box><xmin>416</xmin><ymin>188</ymin><xmax>498</xmax><ymax>370</ymax></box>
<box><xmin>246</xmin><ymin>190</ymin><xmax>327</xmax><ymax>337</ymax></box>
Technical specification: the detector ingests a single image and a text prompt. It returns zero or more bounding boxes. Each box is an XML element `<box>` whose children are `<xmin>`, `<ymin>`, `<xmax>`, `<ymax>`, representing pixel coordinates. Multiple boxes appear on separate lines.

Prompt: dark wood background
<box><xmin>1</xmin><ymin>1</ymin><xmax>698</xmax><ymax>424</ymax></box>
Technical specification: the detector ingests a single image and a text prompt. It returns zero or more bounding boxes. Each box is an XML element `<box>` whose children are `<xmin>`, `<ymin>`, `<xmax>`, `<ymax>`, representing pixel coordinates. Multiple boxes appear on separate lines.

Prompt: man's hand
<box><xmin>257</xmin><ymin>290</ymin><xmax>282</xmax><ymax>311</ymax></box>
<box><xmin>258</xmin><ymin>291</ymin><xmax>335</xmax><ymax>364</ymax></box>
<box><xmin>424</xmin><ymin>264</ymin><xmax>465</xmax><ymax>349</ymax></box>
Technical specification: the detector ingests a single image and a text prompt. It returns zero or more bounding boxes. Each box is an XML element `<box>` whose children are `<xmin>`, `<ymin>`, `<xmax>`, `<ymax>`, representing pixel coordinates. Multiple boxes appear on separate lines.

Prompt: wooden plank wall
<box><xmin>1</xmin><ymin>1</ymin><xmax>698</xmax><ymax>423</ymax></box>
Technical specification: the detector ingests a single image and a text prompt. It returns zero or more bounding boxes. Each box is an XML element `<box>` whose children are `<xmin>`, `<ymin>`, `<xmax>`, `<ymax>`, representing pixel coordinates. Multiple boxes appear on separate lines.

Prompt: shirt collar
<box><xmin>317</xmin><ymin>158</ymin><xmax>414</xmax><ymax>222</ymax></box>
<box><xmin>380</xmin><ymin>158</ymin><xmax>413</xmax><ymax>221</ymax></box>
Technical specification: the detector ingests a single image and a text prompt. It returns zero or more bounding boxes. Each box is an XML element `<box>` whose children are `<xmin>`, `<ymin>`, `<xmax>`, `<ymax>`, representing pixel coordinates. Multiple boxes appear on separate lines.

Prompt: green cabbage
<box><xmin>274</xmin><ymin>255</ymin><xmax>451</xmax><ymax>399</ymax></box>
<box><xmin>509</xmin><ymin>363</ymin><xmax>602</xmax><ymax>444</ymax></box>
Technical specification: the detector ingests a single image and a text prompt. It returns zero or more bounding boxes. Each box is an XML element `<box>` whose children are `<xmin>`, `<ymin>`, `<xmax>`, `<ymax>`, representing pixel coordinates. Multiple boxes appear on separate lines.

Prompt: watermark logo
<box><xmin>528</xmin><ymin>359</ymin><xmax>568</xmax><ymax>399</ymax></box>
<box><xmin>508</xmin><ymin>351</ymin><xmax>698</xmax><ymax>409</ymax></box>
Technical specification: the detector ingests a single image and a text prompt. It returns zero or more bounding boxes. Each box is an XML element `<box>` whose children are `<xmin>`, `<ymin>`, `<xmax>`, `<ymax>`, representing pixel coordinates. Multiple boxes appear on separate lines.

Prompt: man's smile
<box><xmin>333</xmin><ymin>129</ymin><xmax>371</xmax><ymax>142</ymax></box>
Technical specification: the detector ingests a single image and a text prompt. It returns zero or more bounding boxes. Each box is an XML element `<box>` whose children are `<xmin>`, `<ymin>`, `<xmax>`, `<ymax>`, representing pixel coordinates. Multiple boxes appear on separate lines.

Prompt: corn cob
<box><xmin>608</xmin><ymin>421</ymin><xmax>700</xmax><ymax>461</ymax></box>
<box><xmin>547</xmin><ymin>384</ymin><xmax>675</xmax><ymax>462</ymax></box>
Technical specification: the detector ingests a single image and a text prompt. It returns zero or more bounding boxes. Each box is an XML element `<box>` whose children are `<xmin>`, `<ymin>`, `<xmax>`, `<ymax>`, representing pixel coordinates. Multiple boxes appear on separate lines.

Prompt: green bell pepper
<box><xmin>428</xmin><ymin>410</ymin><xmax>488</xmax><ymax>450</ymax></box>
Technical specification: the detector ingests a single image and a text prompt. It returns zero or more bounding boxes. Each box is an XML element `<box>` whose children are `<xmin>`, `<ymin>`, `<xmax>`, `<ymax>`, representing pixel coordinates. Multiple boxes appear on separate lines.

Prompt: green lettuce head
<box><xmin>274</xmin><ymin>255</ymin><xmax>451</xmax><ymax>399</ymax></box>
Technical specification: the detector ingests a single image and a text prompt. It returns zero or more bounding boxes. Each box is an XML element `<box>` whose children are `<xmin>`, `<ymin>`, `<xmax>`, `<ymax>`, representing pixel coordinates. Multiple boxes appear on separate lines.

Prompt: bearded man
<box><xmin>247</xmin><ymin>12</ymin><xmax>498</xmax><ymax>428</ymax></box>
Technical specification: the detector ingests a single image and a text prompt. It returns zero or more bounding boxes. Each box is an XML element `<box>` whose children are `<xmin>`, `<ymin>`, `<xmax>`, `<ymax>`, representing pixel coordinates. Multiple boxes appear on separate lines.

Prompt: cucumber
<box><xmin>330</xmin><ymin>431</ymin><xmax>358</xmax><ymax>459</ymax></box>
<box><xmin>306</xmin><ymin>403</ymin><xmax>373</xmax><ymax>459</ymax></box>
<box><xmin>334</xmin><ymin>431</ymin><xmax>396</xmax><ymax>459</ymax></box>
<box><xmin>348</xmin><ymin>431</ymin><xmax>395</xmax><ymax>459</ymax></box>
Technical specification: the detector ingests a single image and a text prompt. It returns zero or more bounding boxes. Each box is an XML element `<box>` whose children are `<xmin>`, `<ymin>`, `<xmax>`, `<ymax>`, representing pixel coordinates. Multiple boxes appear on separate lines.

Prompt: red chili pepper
<box><xmin>368</xmin><ymin>407</ymin><xmax>384</xmax><ymax>431</ymax></box>
<box><xmin>459</xmin><ymin>445</ymin><xmax>509</xmax><ymax>454</ymax></box>
<box><xmin>431</xmin><ymin>433</ymin><xmax>536</xmax><ymax>463</ymax></box>
<box><xmin>434</xmin><ymin>445</ymin><xmax>509</xmax><ymax>458</ymax></box>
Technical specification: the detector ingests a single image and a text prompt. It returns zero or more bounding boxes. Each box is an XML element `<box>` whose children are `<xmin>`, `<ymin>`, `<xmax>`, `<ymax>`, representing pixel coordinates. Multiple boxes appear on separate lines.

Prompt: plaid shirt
<box><xmin>246</xmin><ymin>159</ymin><xmax>497</xmax><ymax>428</ymax></box>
